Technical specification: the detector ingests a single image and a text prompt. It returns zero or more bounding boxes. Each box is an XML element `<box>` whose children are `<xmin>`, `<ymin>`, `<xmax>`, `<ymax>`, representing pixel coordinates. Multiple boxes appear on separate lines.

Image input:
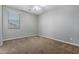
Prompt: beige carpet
<box><xmin>0</xmin><ymin>36</ymin><xmax>79</xmax><ymax>54</ymax></box>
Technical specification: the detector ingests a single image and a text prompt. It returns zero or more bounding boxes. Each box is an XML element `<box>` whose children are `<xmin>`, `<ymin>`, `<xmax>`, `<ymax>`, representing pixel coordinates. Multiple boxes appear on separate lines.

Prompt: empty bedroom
<box><xmin>0</xmin><ymin>5</ymin><xmax>79</xmax><ymax>54</ymax></box>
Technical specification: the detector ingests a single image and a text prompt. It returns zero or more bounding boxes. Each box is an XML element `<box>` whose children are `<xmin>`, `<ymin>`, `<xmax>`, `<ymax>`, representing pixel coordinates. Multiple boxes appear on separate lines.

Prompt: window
<box><xmin>8</xmin><ymin>12</ymin><xmax>20</xmax><ymax>29</ymax></box>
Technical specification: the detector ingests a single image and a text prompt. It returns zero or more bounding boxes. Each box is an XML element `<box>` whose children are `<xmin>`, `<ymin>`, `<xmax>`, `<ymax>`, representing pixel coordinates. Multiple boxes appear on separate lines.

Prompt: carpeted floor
<box><xmin>0</xmin><ymin>36</ymin><xmax>79</xmax><ymax>54</ymax></box>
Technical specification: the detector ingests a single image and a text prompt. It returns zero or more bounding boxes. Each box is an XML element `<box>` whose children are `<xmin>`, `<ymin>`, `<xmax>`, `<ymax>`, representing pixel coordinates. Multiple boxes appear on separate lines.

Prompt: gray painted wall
<box><xmin>3</xmin><ymin>6</ymin><xmax>37</xmax><ymax>40</ymax></box>
<box><xmin>0</xmin><ymin>5</ymin><xmax>2</xmax><ymax>40</ymax></box>
<box><xmin>38</xmin><ymin>6</ymin><xmax>79</xmax><ymax>45</ymax></box>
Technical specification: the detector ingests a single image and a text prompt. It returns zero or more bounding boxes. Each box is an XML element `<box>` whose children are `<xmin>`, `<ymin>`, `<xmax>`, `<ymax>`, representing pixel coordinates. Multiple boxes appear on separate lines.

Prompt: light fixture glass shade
<box><xmin>33</xmin><ymin>6</ymin><xmax>42</xmax><ymax>11</ymax></box>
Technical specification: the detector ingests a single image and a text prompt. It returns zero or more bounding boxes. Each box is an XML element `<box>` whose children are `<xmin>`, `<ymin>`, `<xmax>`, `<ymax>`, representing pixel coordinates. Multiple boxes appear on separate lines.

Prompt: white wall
<box><xmin>3</xmin><ymin>6</ymin><xmax>37</xmax><ymax>40</ymax></box>
<box><xmin>38</xmin><ymin>6</ymin><xmax>79</xmax><ymax>45</ymax></box>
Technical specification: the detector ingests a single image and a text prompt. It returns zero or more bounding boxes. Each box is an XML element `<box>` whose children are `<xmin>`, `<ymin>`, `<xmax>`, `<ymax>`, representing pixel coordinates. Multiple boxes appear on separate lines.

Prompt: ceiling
<box><xmin>7</xmin><ymin>5</ymin><xmax>57</xmax><ymax>15</ymax></box>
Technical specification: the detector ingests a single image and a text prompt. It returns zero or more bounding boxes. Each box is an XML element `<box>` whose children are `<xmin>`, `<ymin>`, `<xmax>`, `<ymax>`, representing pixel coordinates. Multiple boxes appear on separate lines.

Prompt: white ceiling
<box><xmin>7</xmin><ymin>5</ymin><xmax>57</xmax><ymax>15</ymax></box>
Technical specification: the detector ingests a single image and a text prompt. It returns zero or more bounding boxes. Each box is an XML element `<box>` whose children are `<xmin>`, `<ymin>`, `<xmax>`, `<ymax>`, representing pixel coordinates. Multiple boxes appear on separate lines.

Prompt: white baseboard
<box><xmin>39</xmin><ymin>35</ymin><xmax>79</xmax><ymax>47</ymax></box>
<box><xmin>3</xmin><ymin>34</ymin><xmax>79</xmax><ymax>47</ymax></box>
<box><xmin>4</xmin><ymin>34</ymin><xmax>37</xmax><ymax>41</ymax></box>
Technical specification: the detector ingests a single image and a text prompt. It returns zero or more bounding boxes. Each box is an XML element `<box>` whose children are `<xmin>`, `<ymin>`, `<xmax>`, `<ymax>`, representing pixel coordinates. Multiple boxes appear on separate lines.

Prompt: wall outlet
<box><xmin>70</xmin><ymin>37</ymin><xmax>72</xmax><ymax>40</ymax></box>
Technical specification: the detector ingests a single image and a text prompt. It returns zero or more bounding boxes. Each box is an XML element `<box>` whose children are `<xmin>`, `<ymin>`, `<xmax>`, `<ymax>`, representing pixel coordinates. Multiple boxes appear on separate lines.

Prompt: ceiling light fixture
<box><xmin>33</xmin><ymin>6</ymin><xmax>42</xmax><ymax>11</ymax></box>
